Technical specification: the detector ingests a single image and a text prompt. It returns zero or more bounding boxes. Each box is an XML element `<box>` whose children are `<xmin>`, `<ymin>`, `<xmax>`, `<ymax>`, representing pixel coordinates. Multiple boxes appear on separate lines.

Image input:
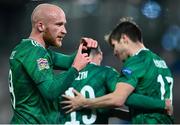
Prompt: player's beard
<box><xmin>43</xmin><ymin>30</ymin><xmax>61</xmax><ymax>48</ymax></box>
<box><xmin>55</xmin><ymin>37</ymin><xmax>62</xmax><ymax>47</ymax></box>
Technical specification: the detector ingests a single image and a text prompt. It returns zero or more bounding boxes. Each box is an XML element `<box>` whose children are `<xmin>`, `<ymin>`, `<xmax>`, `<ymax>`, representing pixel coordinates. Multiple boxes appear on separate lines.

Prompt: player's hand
<box><xmin>80</xmin><ymin>37</ymin><xmax>98</xmax><ymax>51</ymax></box>
<box><xmin>61</xmin><ymin>89</ymin><xmax>86</xmax><ymax>114</ymax></box>
<box><xmin>72</xmin><ymin>43</ymin><xmax>91</xmax><ymax>71</ymax></box>
<box><xmin>165</xmin><ymin>99</ymin><xmax>173</xmax><ymax>116</ymax></box>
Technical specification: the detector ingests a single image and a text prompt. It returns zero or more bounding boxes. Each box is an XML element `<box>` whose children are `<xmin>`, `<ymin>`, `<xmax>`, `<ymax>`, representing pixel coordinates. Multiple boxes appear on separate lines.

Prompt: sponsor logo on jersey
<box><xmin>122</xmin><ymin>68</ymin><xmax>132</xmax><ymax>76</ymax></box>
<box><xmin>37</xmin><ymin>58</ymin><xmax>50</xmax><ymax>70</ymax></box>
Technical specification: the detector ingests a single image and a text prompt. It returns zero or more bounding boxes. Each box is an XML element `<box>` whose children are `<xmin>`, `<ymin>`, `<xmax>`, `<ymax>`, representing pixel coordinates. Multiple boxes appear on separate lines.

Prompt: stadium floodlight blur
<box><xmin>76</xmin><ymin>0</ymin><xmax>99</xmax><ymax>15</ymax></box>
<box><xmin>51</xmin><ymin>0</ymin><xmax>99</xmax><ymax>19</ymax></box>
<box><xmin>141</xmin><ymin>0</ymin><xmax>161</xmax><ymax>19</ymax></box>
<box><xmin>162</xmin><ymin>25</ymin><xmax>180</xmax><ymax>51</ymax></box>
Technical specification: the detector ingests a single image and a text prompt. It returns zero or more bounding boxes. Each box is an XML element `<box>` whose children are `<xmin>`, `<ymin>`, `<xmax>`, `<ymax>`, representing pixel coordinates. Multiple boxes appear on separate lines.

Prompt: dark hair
<box><xmin>105</xmin><ymin>17</ymin><xmax>143</xmax><ymax>45</ymax></box>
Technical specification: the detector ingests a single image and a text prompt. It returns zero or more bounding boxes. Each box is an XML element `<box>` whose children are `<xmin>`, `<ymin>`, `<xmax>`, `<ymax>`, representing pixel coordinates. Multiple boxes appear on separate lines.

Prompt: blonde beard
<box><xmin>54</xmin><ymin>39</ymin><xmax>62</xmax><ymax>48</ymax></box>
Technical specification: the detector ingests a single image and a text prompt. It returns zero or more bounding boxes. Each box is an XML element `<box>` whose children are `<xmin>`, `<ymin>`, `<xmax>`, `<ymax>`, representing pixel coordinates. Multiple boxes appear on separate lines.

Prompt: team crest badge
<box><xmin>37</xmin><ymin>58</ymin><xmax>50</xmax><ymax>70</ymax></box>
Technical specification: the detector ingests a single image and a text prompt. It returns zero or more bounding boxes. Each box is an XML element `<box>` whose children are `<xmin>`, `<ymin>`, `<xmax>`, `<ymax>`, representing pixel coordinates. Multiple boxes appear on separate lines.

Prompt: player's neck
<box><xmin>130</xmin><ymin>42</ymin><xmax>145</xmax><ymax>56</ymax></box>
<box><xmin>29</xmin><ymin>31</ymin><xmax>46</xmax><ymax>48</ymax></box>
<box><xmin>90</xmin><ymin>59</ymin><xmax>100</xmax><ymax>66</ymax></box>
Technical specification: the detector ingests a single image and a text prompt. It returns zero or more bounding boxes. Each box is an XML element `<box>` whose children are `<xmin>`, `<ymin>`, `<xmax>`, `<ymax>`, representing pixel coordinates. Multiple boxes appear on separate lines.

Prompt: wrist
<box><xmin>165</xmin><ymin>100</ymin><xmax>168</xmax><ymax>110</ymax></box>
<box><xmin>82</xmin><ymin>98</ymin><xmax>89</xmax><ymax>108</ymax></box>
<box><xmin>165</xmin><ymin>99</ymin><xmax>171</xmax><ymax>109</ymax></box>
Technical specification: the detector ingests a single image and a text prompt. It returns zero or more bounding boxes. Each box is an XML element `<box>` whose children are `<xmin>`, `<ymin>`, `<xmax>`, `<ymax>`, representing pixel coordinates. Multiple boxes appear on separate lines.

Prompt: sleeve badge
<box><xmin>121</xmin><ymin>68</ymin><xmax>132</xmax><ymax>76</ymax></box>
<box><xmin>37</xmin><ymin>58</ymin><xmax>50</xmax><ymax>70</ymax></box>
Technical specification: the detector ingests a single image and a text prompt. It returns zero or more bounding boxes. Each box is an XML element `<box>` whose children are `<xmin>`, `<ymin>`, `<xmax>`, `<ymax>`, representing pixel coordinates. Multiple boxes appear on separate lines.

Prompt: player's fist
<box><xmin>80</xmin><ymin>37</ymin><xmax>98</xmax><ymax>51</ymax></box>
<box><xmin>72</xmin><ymin>43</ymin><xmax>91</xmax><ymax>71</ymax></box>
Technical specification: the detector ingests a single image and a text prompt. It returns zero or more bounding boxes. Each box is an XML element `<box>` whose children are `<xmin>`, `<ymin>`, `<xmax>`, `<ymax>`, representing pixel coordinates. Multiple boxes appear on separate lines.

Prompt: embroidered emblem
<box><xmin>37</xmin><ymin>58</ymin><xmax>49</xmax><ymax>70</ymax></box>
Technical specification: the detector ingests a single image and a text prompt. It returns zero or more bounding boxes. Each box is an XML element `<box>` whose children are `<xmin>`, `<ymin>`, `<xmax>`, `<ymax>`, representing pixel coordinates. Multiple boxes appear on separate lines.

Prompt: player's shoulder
<box><xmin>101</xmin><ymin>65</ymin><xmax>119</xmax><ymax>73</ymax></box>
<box><xmin>89</xmin><ymin>63</ymin><xmax>113</xmax><ymax>70</ymax></box>
<box><xmin>14</xmin><ymin>39</ymin><xmax>45</xmax><ymax>51</ymax></box>
<box><xmin>25</xmin><ymin>39</ymin><xmax>45</xmax><ymax>49</ymax></box>
<box><xmin>10</xmin><ymin>39</ymin><xmax>47</xmax><ymax>60</ymax></box>
<box><xmin>124</xmin><ymin>49</ymin><xmax>151</xmax><ymax>67</ymax></box>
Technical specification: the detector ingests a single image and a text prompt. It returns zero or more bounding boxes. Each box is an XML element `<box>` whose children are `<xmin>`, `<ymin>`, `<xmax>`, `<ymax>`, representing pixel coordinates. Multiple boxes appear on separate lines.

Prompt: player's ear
<box><xmin>37</xmin><ymin>22</ymin><xmax>45</xmax><ymax>32</ymax></box>
<box><xmin>122</xmin><ymin>34</ymin><xmax>129</xmax><ymax>44</ymax></box>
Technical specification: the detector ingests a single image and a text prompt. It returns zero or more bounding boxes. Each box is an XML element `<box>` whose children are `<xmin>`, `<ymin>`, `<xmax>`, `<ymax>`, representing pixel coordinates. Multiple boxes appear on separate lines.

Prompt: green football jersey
<box><xmin>59</xmin><ymin>63</ymin><xmax>120</xmax><ymax>124</ymax></box>
<box><xmin>9</xmin><ymin>39</ymin><xmax>78</xmax><ymax>123</ymax></box>
<box><xmin>119</xmin><ymin>48</ymin><xmax>174</xmax><ymax>124</ymax></box>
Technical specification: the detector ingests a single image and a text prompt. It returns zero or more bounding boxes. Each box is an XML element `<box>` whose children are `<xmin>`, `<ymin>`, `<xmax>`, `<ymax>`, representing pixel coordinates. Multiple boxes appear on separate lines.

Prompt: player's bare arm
<box><xmin>61</xmin><ymin>82</ymin><xmax>134</xmax><ymax>113</ymax></box>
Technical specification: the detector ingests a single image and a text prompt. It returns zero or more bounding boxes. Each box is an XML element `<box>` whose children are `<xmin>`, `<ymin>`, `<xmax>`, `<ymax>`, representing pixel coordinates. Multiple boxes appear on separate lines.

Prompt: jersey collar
<box><xmin>133</xmin><ymin>47</ymin><xmax>149</xmax><ymax>56</ymax></box>
<box><xmin>28</xmin><ymin>38</ymin><xmax>46</xmax><ymax>49</ymax></box>
<box><xmin>90</xmin><ymin>62</ymin><xmax>98</xmax><ymax>65</ymax></box>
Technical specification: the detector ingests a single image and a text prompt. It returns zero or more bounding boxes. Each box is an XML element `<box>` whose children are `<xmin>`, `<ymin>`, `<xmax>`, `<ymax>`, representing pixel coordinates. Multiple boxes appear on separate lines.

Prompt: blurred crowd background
<box><xmin>0</xmin><ymin>0</ymin><xmax>180</xmax><ymax>123</ymax></box>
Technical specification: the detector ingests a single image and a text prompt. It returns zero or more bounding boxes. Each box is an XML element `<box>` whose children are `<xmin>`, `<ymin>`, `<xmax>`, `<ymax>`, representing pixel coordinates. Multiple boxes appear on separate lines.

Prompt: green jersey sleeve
<box><xmin>125</xmin><ymin>93</ymin><xmax>165</xmax><ymax>109</ymax></box>
<box><xmin>48</xmin><ymin>49</ymin><xmax>76</xmax><ymax>70</ymax></box>
<box><xmin>21</xmin><ymin>47</ymin><xmax>78</xmax><ymax>100</ymax></box>
<box><xmin>105</xmin><ymin>67</ymin><xmax>120</xmax><ymax>92</ymax></box>
<box><xmin>38</xmin><ymin>67</ymin><xmax>78</xmax><ymax>100</ymax></box>
<box><xmin>118</xmin><ymin>54</ymin><xmax>148</xmax><ymax>88</ymax></box>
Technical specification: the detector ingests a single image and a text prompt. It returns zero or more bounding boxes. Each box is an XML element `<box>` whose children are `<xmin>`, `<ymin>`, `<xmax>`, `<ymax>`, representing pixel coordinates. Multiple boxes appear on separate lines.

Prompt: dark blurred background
<box><xmin>0</xmin><ymin>0</ymin><xmax>180</xmax><ymax>123</ymax></box>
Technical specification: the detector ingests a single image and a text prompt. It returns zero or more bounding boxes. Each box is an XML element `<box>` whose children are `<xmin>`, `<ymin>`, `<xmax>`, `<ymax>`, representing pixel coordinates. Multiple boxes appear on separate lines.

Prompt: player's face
<box><xmin>111</xmin><ymin>39</ymin><xmax>129</xmax><ymax>62</ymax></box>
<box><xmin>43</xmin><ymin>10</ymin><xmax>67</xmax><ymax>47</ymax></box>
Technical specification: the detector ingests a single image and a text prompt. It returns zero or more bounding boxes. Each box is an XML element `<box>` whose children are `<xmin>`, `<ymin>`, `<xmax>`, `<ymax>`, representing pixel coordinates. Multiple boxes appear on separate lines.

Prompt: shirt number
<box><xmin>157</xmin><ymin>74</ymin><xmax>173</xmax><ymax>101</ymax></box>
<box><xmin>9</xmin><ymin>69</ymin><xmax>16</xmax><ymax>109</ymax></box>
<box><xmin>65</xmin><ymin>85</ymin><xmax>97</xmax><ymax>125</ymax></box>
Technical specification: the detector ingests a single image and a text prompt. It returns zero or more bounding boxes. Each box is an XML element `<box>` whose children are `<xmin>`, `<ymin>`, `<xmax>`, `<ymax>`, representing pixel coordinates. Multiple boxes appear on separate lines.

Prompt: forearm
<box><xmin>83</xmin><ymin>92</ymin><xmax>123</xmax><ymax>109</ymax></box>
<box><xmin>38</xmin><ymin>67</ymin><xmax>78</xmax><ymax>100</ymax></box>
<box><xmin>125</xmin><ymin>93</ymin><xmax>165</xmax><ymax>109</ymax></box>
<box><xmin>83</xmin><ymin>83</ymin><xmax>132</xmax><ymax>109</ymax></box>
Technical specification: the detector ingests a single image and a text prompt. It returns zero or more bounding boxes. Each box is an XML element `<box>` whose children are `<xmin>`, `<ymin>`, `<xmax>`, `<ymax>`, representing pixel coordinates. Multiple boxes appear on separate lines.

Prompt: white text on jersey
<box><xmin>153</xmin><ymin>59</ymin><xmax>168</xmax><ymax>69</ymax></box>
<box><xmin>75</xmin><ymin>71</ymin><xmax>88</xmax><ymax>80</ymax></box>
